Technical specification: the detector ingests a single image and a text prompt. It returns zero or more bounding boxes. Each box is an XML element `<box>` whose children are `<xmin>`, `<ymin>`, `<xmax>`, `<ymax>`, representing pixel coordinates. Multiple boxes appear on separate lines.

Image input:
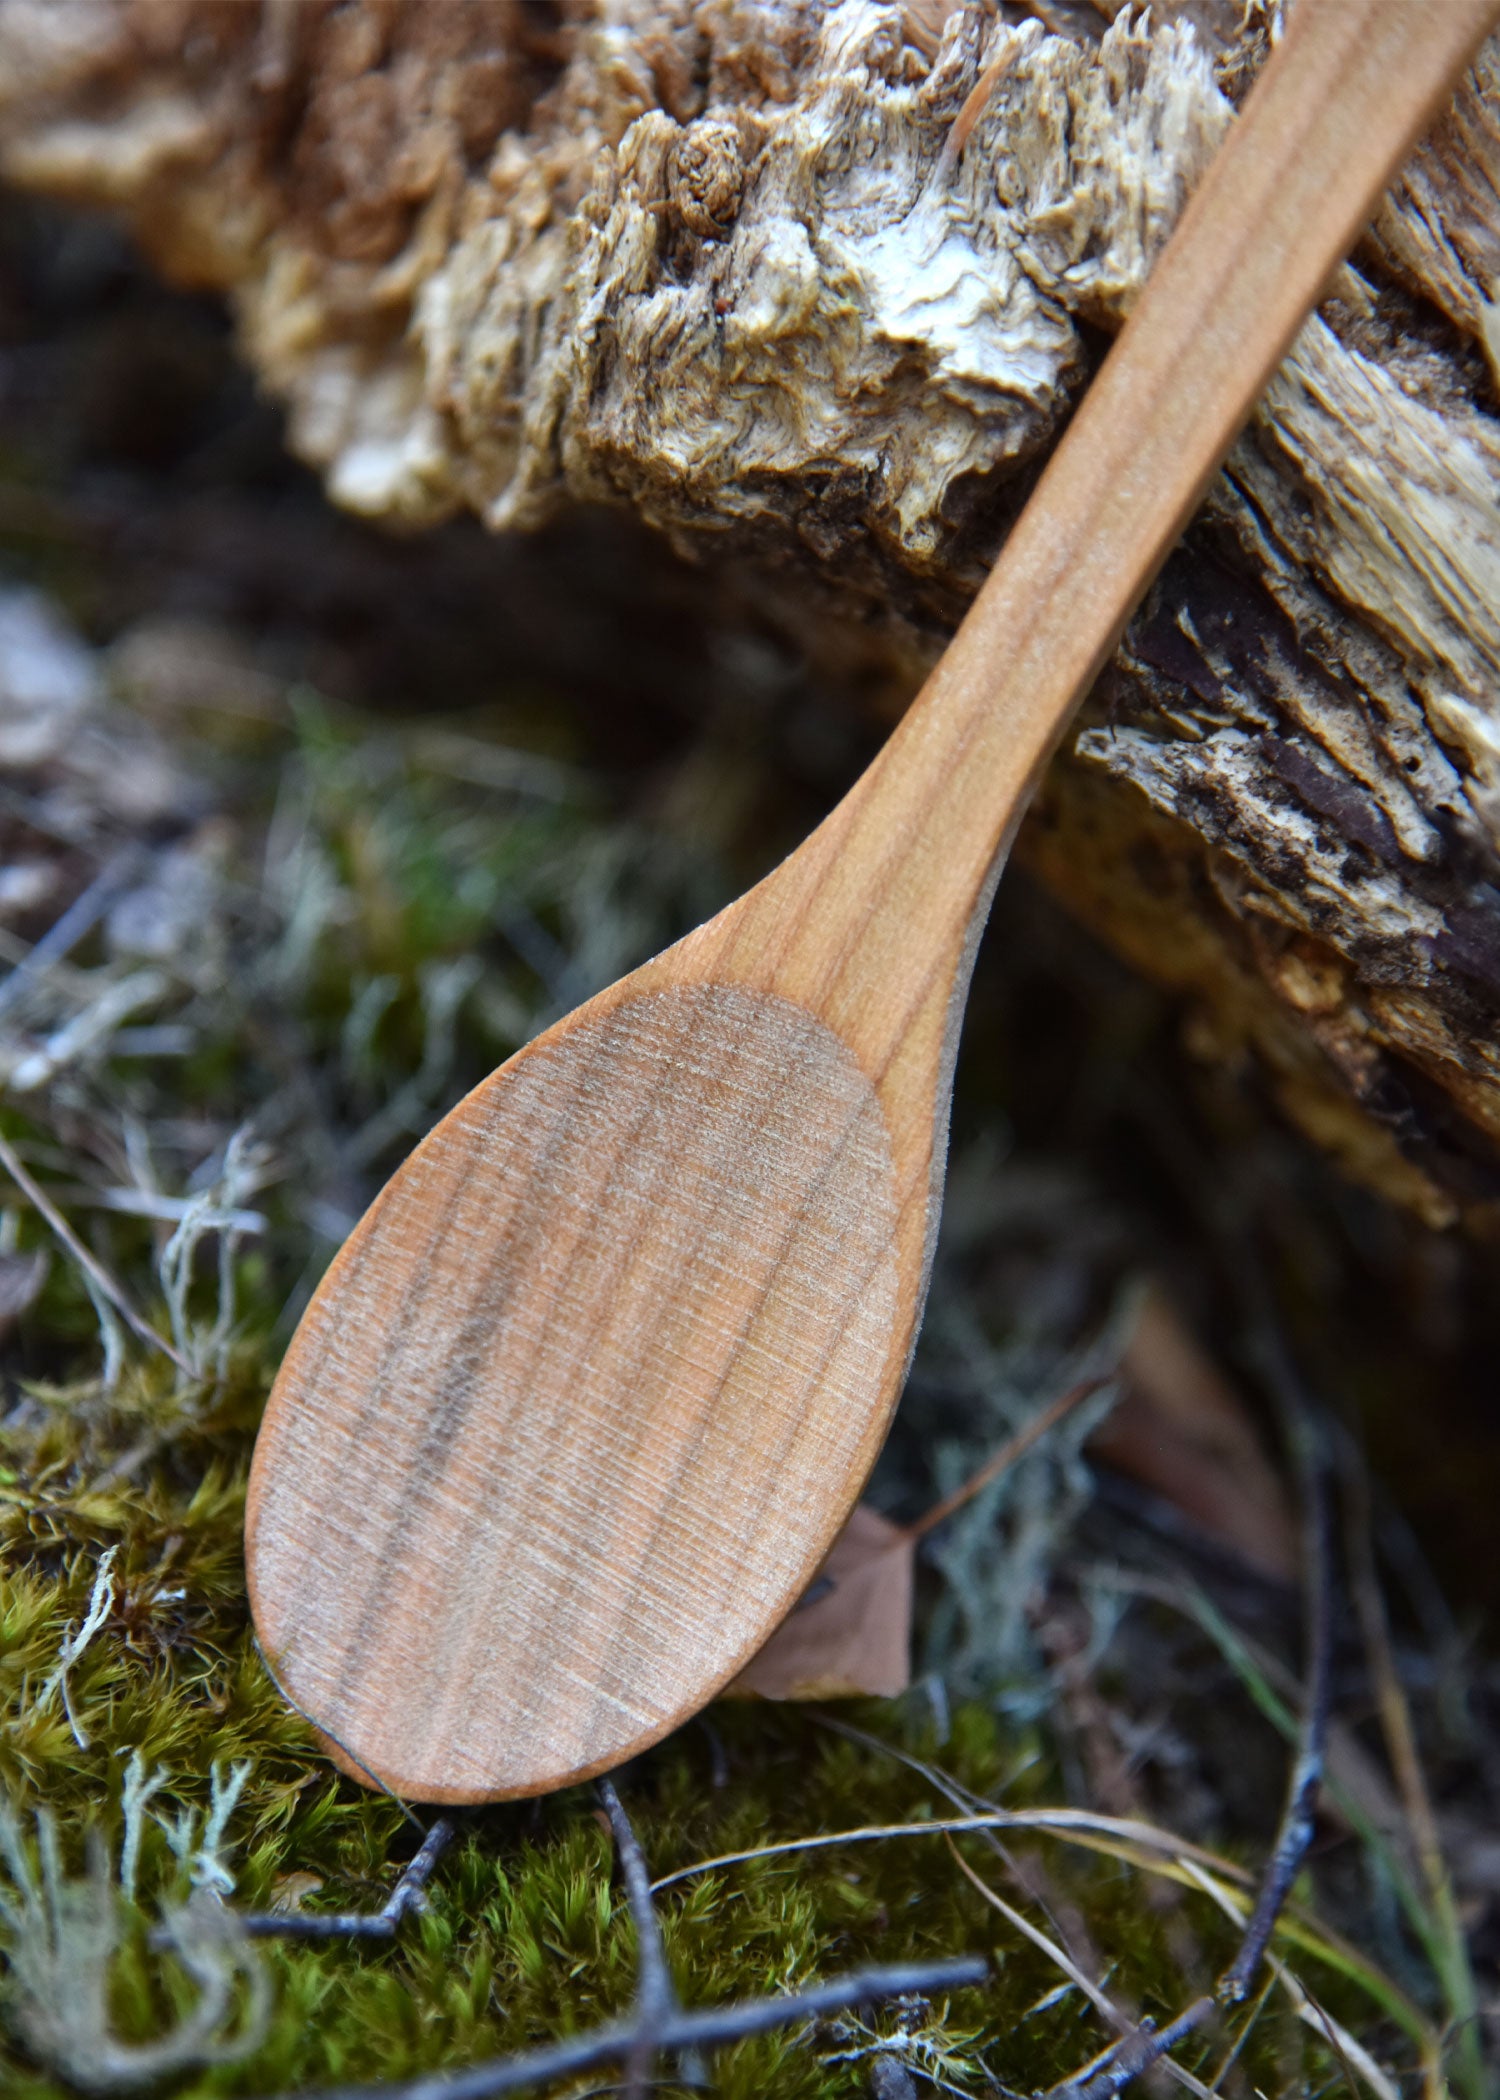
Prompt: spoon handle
<box><xmin>735</xmin><ymin>0</ymin><xmax>1497</xmax><ymax>1085</ymax></box>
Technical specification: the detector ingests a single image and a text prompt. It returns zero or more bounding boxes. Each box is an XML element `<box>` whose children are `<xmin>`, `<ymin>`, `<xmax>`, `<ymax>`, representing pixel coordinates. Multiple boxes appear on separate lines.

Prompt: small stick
<box><xmin>597</xmin><ymin>1778</ymin><xmax>677</xmax><ymax>2099</ymax></box>
<box><xmin>1203</xmin><ymin>1974</ymin><xmax>1279</xmax><ymax>2098</ymax></box>
<box><xmin>1063</xmin><ymin>1999</ymin><xmax>1217</xmax><ymax>2100</ymax></box>
<box><xmin>0</xmin><ymin>847</ymin><xmax>141</xmax><ymax>1025</ymax></box>
<box><xmin>1047</xmin><ymin>1310</ymin><xmax>1338</xmax><ymax>2100</ymax></box>
<box><xmin>258</xmin><ymin>1956</ymin><xmax>989</xmax><ymax>2100</ymax></box>
<box><xmin>1342</xmin><ymin>1441</ymin><xmax>1480</xmax><ymax>2100</ymax></box>
<box><xmin>0</xmin><ymin>1130</ymin><xmax>193</xmax><ymax>1375</ymax></box>
<box><xmin>1217</xmin><ymin>1388</ymin><xmax>1334</xmax><ymax>2003</ymax></box>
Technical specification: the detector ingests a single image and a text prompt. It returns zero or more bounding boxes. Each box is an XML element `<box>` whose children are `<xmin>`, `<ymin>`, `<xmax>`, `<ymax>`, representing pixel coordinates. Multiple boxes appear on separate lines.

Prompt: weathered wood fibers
<box><xmin>3</xmin><ymin>0</ymin><xmax>1498</xmax><ymax>1225</ymax></box>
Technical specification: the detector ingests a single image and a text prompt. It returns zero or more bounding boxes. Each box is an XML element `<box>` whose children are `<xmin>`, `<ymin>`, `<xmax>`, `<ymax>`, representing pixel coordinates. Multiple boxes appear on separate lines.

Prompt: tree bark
<box><xmin>3</xmin><ymin>0</ymin><xmax>1498</xmax><ymax>1228</ymax></box>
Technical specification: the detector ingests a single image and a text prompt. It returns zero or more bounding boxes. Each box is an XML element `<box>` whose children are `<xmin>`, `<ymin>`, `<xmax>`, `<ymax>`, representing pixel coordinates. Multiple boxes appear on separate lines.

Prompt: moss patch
<box><xmin>0</xmin><ymin>521</ymin><xmax>1477</xmax><ymax>2096</ymax></box>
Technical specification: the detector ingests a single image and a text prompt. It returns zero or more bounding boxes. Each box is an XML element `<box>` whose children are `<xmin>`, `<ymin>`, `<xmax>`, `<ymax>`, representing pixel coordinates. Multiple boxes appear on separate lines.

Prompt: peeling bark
<box><xmin>2</xmin><ymin>0</ymin><xmax>1499</xmax><ymax>1228</ymax></box>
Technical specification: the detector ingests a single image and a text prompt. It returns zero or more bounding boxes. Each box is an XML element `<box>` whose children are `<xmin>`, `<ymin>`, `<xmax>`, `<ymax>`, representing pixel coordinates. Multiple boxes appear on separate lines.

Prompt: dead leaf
<box><xmin>1090</xmin><ymin>1285</ymin><xmax>1297</xmax><ymax>1580</ymax></box>
<box><xmin>268</xmin><ymin>1869</ymin><xmax>324</xmax><ymax>1915</ymax></box>
<box><xmin>725</xmin><ymin>1504</ymin><xmax>912</xmax><ymax>1701</ymax></box>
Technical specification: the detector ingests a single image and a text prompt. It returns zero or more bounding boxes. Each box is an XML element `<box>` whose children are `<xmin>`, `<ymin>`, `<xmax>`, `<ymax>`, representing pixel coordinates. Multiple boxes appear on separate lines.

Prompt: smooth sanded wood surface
<box><xmin>247</xmin><ymin>0</ymin><xmax>1499</xmax><ymax>1803</ymax></box>
<box><xmin>254</xmin><ymin>985</ymin><xmax>900</xmax><ymax>1797</ymax></box>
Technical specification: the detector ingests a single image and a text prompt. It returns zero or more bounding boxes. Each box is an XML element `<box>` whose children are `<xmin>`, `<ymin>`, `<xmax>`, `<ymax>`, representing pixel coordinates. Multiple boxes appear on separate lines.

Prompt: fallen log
<box><xmin>3</xmin><ymin>0</ymin><xmax>1498</xmax><ymax>1227</ymax></box>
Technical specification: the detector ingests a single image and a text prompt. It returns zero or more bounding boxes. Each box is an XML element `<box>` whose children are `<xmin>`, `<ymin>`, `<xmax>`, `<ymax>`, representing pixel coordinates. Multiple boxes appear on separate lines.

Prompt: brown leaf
<box><xmin>1090</xmin><ymin>1286</ymin><xmax>1297</xmax><ymax>1580</ymax></box>
<box><xmin>725</xmin><ymin>1503</ymin><xmax>912</xmax><ymax>1701</ymax></box>
<box><xmin>268</xmin><ymin>1869</ymin><xmax>324</xmax><ymax>1915</ymax></box>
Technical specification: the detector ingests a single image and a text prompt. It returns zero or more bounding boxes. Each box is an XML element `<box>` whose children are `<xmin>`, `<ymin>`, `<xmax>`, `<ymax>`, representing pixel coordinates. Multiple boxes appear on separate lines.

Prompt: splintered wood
<box><xmin>7</xmin><ymin>6</ymin><xmax>1500</xmax><ymax>1226</ymax></box>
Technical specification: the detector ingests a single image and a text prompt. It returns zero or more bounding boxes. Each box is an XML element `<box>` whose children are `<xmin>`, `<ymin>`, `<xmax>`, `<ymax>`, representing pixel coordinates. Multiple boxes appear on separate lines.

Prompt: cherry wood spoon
<box><xmin>247</xmin><ymin>0</ymin><xmax>1496</xmax><ymax>1803</ymax></box>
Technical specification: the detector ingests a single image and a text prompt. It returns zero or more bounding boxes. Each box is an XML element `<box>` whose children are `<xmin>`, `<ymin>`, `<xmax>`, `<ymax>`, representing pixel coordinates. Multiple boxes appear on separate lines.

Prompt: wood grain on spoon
<box><xmin>247</xmin><ymin>0</ymin><xmax>1498</xmax><ymax>1803</ymax></box>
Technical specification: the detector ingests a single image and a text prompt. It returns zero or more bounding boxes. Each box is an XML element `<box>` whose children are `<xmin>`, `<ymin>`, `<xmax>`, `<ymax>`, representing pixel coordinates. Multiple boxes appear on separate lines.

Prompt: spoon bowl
<box><xmin>249</xmin><ymin>978</ymin><xmax>912</xmax><ymax>1799</ymax></box>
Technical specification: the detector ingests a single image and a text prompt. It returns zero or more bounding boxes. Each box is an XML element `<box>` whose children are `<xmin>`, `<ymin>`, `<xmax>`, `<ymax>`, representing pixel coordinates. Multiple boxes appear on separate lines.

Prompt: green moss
<box><xmin>0</xmin><ymin>1398</ymin><xmax>1429</xmax><ymax>2099</ymax></box>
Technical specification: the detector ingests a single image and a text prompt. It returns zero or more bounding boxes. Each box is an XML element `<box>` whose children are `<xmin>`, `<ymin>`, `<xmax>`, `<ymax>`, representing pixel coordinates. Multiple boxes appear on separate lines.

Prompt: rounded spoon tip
<box><xmin>246</xmin><ymin>976</ymin><xmax>917</xmax><ymax>1801</ymax></box>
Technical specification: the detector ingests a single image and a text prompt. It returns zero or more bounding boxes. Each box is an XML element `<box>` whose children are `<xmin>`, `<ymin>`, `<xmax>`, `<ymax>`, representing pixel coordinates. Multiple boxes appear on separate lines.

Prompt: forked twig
<box><xmin>233</xmin><ymin>1818</ymin><xmax>457</xmax><ymax>1944</ymax></box>
<box><xmin>244</xmin><ymin>1775</ymin><xmax>985</xmax><ymax>2100</ymax></box>
<box><xmin>597</xmin><ymin>1779</ymin><xmax>677</xmax><ymax>2098</ymax></box>
<box><xmin>1055</xmin><ymin>2000</ymin><xmax>1219</xmax><ymax>2100</ymax></box>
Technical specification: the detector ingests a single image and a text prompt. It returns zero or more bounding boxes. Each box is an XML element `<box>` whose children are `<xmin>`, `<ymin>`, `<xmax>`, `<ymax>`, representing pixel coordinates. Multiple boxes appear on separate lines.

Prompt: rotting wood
<box><xmin>2</xmin><ymin>2</ymin><xmax>1499</xmax><ymax>1228</ymax></box>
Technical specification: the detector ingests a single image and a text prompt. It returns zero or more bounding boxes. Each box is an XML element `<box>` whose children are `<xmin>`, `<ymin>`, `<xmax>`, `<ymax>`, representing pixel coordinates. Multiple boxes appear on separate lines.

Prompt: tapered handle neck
<box><xmin>745</xmin><ymin>0</ymin><xmax>1496</xmax><ymax>1086</ymax></box>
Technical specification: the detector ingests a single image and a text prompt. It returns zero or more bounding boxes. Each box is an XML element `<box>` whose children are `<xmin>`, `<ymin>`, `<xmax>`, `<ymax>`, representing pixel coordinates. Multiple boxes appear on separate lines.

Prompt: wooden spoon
<box><xmin>247</xmin><ymin>0</ymin><xmax>1496</xmax><ymax>1804</ymax></box>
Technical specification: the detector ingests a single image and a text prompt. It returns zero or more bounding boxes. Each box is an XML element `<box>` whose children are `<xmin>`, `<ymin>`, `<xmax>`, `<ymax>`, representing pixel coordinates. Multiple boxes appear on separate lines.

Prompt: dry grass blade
<box><xmin>1083</xmin><ymin>1559</ymin><xmax>1458</xmax><ymax>2009</ymax></box>
<box><xmin>905</xmin><ymin>1376</ymin><xmax>1108</xmax><ymax>1541</ymax></box>
<box><xmin>649</xmin><ymin>1810</ymin><xmax>1237</xmax><ymax>1896</ymax></box>
<box><xmin>936</xmin><ymin>43</ymin><xmax>1020</xmax><ymax>176</ymax></box>
<box><xmin>0</xmin><ymin>1129</ymin><xmax>193</xmax><ymax>1375</ymax></box>
<box><xmin>944</xmin><ymin>1838</ymin><xmax>1216</xmax><ymax>2100</ymax></box>
<box><xmin>1176</xmin><ymin>1862</ymin><xmax>1401</xmax><ymax>2100</ymax></box>
<box><xmin>653</xmin><ymin>1807</ymin><xmax>1436</xmax><ymax>2063</ymax></box>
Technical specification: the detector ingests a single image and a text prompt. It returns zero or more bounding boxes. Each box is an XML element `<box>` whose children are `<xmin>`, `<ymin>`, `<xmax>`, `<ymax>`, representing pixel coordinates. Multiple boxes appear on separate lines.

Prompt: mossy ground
<box><xmin>0</xmin><ymin>1450</ymin><xmax>1416</xmax><ymax>2100</ymax></box>
<box><xmin>0</xmin><ymin>691</ymin><xmax>1467</xmax><ymax>2098</ymax></box>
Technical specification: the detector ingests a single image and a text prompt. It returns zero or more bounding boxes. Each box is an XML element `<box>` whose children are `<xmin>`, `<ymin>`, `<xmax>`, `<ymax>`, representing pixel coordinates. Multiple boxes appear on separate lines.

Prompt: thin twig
<box><xmin>0</xmin><ymin>847</ymin><xmax>141</xmax><ymax>1024</ymax></box>
<box><xmin>1065</xmin><ymin>1999</ymin><xmax>1217</xmax><ymax>2100</ymax></box>
<box><xmin>642</xmin><ymin>1794</ymin><xmax>1420</xmax><ymax>2086</ymax></box>
<box><xmin>1177</xmin><ymin>1860</ymin><xmax>1400</xmax><ymax>2100</ymax></box>
<box><xmin>260</xmin><ymin>1956</ymin><xmax>989</xmax><ymax>2100</ymax></box>
<box><xmin>598</xmin><ymin>1779</ymin><xmax>677</xmax><ymax>2099</ymax></box>
<box><xmin>817</xmin><ymin>1715</ymin><xmax>1090</xmax><ymax>1968</ymax></box>
<box><xmin>1220</xmin><ymin>1331</ymin><xmax>1335</xmax><ymax>2003</ymax></box>
<box><xmin>0</xmin><ymin>1130</ymin><xmax>193</xmax><ymax>1374</ymax></box>
<box><xmin>817</xmin><ymin>1715</ymin><xmax>1429</xmax><ymax>2059</ymax></box>
<box><xmin>948</xmin><ymin>1840</ymin><xmax>1215</xmax><ymax>2100</ymax></box>
<box><xmin>1204</xmin><ymin>1972</ymin><xmax>1277</xmax><ymax>2096</ymax></box>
